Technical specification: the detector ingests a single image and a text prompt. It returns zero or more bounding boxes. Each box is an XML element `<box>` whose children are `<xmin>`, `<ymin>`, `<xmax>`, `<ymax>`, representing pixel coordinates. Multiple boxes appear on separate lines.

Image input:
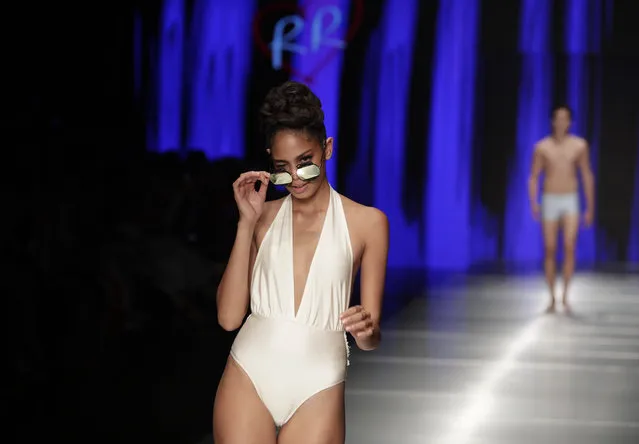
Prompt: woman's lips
<box><xmin>290</xmin><ymin>183</ymin><xmax>308</xmax><ymax>194</ymax></box>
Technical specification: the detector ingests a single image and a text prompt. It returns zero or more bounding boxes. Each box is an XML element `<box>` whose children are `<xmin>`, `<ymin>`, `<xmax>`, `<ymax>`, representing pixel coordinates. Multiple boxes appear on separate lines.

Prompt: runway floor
<box><xmin>343</xmin><ymin>272</ymin><xmax>639</xmax><ymax>444</ymax></box>
<box><xmin>42</xmin><ymin>269</ymin><xmax>633</xmax><ymax>444</ymax></box>
<box><xmin>191</xmin><ymin>271</ymin><xmax>639</xmax><ymax>443</ymax></box>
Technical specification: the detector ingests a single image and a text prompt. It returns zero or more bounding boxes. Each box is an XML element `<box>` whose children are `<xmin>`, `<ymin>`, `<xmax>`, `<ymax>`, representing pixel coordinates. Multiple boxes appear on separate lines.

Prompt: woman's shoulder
<box><xmin>337</xmin><ymin>193</ymin><xmax>388</xmax><ymax>230</ymax></box>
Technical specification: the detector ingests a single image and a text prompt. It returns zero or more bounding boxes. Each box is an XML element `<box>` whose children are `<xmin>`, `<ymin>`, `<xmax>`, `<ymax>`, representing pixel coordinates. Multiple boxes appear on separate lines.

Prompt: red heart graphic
<box><xmin>252</xmin><ymin>0</ymin><xmax>364</xmax><ymax>84</ymax></box>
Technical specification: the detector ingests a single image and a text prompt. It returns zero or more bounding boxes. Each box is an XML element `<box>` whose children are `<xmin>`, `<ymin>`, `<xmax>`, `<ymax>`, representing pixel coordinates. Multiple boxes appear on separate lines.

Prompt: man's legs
<box><xmin>542</xmin><ymin>220</ymin><xmax>560</xmax><ymax>312</ymax></box>
<box><xmin>561</xmin><ymin>214</ymin><xmax>580</xmax><ymax>308</ymax></box>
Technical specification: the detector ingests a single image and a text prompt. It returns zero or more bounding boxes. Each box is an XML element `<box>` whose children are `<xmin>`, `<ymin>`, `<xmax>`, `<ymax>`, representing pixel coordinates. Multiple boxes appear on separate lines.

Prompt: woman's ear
<box><xmin>324</xmin><ymin>137</ymin><xmax>334</xmax><ymax>160</ymax></box>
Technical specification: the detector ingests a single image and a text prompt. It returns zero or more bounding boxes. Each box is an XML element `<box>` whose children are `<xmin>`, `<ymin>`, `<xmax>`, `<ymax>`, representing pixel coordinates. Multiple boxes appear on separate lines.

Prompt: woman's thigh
<box><xmin>277</xmin><ymin>382</ymin><xmax>345</xmax><ymax>444</ymax></box>
<box><xmin>213</xmin><ymin>357</ymin><xmax>277</xmax><ymax>444</ymax></box>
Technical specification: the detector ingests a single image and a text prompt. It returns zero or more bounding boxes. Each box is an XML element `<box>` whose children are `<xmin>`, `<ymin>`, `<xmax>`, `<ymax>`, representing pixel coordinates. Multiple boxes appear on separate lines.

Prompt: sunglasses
<box><xmin>270</xmin><ymin>163</ymin><xmax>321</xmax><ymax>186</ymax></box>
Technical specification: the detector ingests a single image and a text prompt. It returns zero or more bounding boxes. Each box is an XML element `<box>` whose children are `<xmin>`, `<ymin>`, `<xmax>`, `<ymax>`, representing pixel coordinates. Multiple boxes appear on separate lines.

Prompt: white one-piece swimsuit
<box><xmin>230</xmin><ymin>185</ymin><xmax>353</xmax><ymax>427</ymax></box>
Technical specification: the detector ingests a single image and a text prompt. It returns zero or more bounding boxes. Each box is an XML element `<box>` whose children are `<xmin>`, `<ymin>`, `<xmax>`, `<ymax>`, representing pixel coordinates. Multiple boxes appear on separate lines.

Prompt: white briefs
<box><xmin>542</xmin><ymin>192</ymin><xmax>580</xmax><ymax>221</ymax></box>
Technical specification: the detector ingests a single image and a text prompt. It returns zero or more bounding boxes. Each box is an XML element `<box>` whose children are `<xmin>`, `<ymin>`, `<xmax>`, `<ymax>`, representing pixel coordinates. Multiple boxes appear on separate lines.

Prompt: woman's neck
<box><xmin>291</xmin><ymin>179</ymin><xmax>330</xmax><ymax>213</ymax></box>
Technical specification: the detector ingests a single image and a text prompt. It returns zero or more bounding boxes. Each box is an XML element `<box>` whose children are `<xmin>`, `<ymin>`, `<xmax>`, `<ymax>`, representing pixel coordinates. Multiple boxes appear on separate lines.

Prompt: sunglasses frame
<box><xmin>270</xmin><ymin>163</ymin><xmax>321</xmax><ymax>186</ymax></box>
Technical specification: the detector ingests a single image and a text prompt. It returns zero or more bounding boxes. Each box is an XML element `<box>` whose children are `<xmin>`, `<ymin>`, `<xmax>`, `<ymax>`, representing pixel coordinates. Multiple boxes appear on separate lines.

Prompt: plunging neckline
<box><xmin>290</xmin><ymin>191</ymin><xmax>331</xmax><ymax>319</ymax></box>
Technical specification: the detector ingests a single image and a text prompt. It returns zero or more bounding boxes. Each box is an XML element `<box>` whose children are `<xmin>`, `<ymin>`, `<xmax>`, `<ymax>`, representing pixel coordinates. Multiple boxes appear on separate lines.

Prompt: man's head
<box><xmin>259</xmin><ymin>81</ymin><xmax>332</xmax><ymax>200</ymax></box>
<box><xmin>551</xmin><ymin>104</ymin><xmax>572</xmax><ymax>136</ymax></box>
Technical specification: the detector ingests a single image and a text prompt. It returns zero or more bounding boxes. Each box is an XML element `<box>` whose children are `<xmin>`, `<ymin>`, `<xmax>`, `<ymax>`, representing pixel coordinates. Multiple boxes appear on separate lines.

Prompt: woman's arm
<box><xmin>216</xmin><ymin>221</ymin><xmax>257</xmax><ymax>331</ymax></box>
<box><xmin>342</xmin><ymin>208</ymin><xmax>389</xmax><ymax>351</ymax></box>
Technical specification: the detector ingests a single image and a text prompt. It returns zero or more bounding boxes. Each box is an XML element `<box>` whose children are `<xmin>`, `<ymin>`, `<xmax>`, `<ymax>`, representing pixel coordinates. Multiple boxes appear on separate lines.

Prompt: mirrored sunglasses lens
<box><xmin>270</xmin><ymin>172</ymin><xmax>292</xmax><ymax>185</ymax></box>
<box><xmin>297</xmin><ymin>164</ymin><xmax>320</xmax><ymax>180</ymax></box>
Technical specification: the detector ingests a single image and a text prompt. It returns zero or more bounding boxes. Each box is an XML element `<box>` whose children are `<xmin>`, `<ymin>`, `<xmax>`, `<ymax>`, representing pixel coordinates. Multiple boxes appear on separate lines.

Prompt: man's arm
<box><xmin>353</xmin><ymin>208</ymin><xmax>389</xmax><ymax>351</ymax></box>
<box><xmin>528</xmin><ymin>144</ymin><xmax>544</xmax><ymax>214</ymax></box>
<box><xmin>578</xmin><ymin>141</ymin><xmax>595</xmax><ymax>218</ymax></box>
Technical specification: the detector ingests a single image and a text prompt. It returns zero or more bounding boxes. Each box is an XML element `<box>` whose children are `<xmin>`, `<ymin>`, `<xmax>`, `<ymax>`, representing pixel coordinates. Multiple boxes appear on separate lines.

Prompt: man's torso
<box><xmin>537</xmin><ymin>135</ymin><xmax>585</xmax><ymax>194</ymax></box>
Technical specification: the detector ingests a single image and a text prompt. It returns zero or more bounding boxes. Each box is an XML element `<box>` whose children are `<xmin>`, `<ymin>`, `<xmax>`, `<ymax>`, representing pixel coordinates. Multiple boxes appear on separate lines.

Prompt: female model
<box><xmin>213</xmin><ymin>81</ymin><xmax>389</xmax><ymax>444</ymax></box>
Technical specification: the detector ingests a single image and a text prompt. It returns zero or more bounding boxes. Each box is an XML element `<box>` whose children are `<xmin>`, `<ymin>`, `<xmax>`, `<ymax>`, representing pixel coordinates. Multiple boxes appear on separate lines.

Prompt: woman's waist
<box><xmin>231</xmin><ymin>314</ymin><xmax>347</xmax><ymax>360</ymax></box>
<box><xmin>249</xmin><ymin>292</ymin><xmax>351</xmax><ymax>330</ymax></box>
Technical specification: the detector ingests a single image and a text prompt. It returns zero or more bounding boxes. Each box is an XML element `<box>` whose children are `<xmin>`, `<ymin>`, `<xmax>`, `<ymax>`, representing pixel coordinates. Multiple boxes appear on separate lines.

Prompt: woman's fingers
<box><xmin>233</xmin><ymin>171</ymin><xmax>270</xmax><ymax>188</ymax></box>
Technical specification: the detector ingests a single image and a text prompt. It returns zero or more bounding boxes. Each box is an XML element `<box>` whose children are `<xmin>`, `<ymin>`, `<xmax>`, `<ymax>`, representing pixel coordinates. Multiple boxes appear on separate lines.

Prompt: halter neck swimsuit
<box><xmin>230</xmin><ymin>185</ymin><xmax>353</xmax><ymax>427</ymax></box>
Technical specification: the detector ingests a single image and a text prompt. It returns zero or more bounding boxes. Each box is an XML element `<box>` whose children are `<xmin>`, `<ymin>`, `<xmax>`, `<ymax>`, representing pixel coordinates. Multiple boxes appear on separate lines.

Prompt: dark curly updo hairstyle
<box><xmin>259</xmin><ymin>81</ymin><xmax>327</xmax><ymax>151</ymax></box>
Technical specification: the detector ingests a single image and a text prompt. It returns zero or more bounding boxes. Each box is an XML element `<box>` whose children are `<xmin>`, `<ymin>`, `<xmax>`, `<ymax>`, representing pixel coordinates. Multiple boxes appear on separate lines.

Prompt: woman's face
<box><xmin>270</xmin><ymin>130</ymin><xmax>333</xmax><ymax>200</ymax></box>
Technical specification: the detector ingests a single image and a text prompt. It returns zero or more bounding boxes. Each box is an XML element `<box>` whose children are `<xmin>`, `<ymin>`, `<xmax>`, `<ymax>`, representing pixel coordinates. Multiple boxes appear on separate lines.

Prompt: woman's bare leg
<box><xmin>213</xmin><ymin>357</ymin><xmax>276</xmax><ymax>444</ymax></box>
<box><xmin>277</xmin><ymin>383</ymin><xmax>345</xmax><ymax>444</ymax></box>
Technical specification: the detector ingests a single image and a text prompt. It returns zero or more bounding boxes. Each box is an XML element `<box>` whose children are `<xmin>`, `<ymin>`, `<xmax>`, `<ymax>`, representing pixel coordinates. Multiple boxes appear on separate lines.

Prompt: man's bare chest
<box><xmin>543</xmin><ymin>145</ymin><xmax>580</xmax><ymax>167</ymax></box>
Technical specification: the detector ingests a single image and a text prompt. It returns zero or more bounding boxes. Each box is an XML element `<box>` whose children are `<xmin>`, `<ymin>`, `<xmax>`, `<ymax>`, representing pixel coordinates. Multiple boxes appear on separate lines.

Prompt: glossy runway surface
<box><xmin>344</xmin><ymin>272</ymin><xmax>639</xmax><ymax>444</ymax></box>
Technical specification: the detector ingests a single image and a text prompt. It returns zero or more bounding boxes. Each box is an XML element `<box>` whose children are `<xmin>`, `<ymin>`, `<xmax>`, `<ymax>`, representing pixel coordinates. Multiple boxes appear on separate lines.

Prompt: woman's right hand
<box><xmin>232</xmin><ymin>171</ymin><xmax>271</xmax><ymax>225</ymax></box>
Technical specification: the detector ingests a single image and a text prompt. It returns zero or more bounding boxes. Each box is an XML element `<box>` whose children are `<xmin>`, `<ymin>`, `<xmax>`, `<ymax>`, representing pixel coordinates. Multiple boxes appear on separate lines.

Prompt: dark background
<box><xmin>3</xmin><ymin>0</ymin><xmax>638</xmax><ymax>443</ymax></box>
<box><xmin>5</xmin><ymin>1</ymin><xmax>638</xmax><ymax>263</ymax></box>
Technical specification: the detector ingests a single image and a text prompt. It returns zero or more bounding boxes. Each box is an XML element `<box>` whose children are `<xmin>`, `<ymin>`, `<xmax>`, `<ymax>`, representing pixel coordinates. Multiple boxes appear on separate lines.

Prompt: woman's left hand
<box><xmin>340</xmin><ymin>305</ymin><xmax>375</xmax><ymax>338</ymax></box>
